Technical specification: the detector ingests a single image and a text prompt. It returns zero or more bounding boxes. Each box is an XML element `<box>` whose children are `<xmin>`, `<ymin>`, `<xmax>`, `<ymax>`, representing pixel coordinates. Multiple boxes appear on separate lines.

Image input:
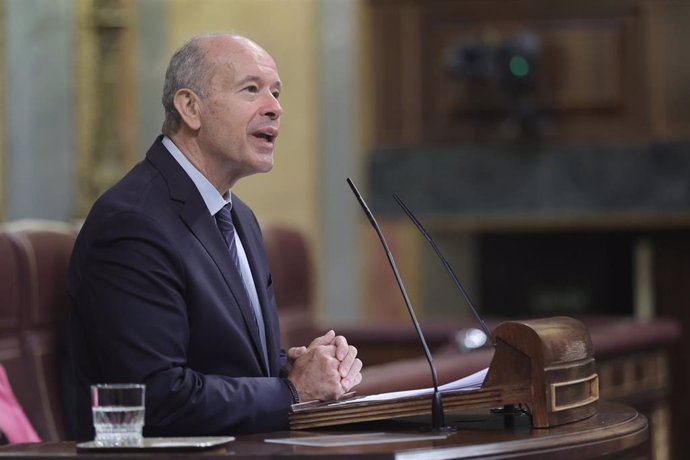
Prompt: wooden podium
<box><xmin>0</xmin><ymin>317</ymin><xmax>648</xmax><ymax>459</ymax></box>
<box><xmin>290</xmin><ymin>316</ymin><xmax>599</xmax><ymax>430</ymax></box>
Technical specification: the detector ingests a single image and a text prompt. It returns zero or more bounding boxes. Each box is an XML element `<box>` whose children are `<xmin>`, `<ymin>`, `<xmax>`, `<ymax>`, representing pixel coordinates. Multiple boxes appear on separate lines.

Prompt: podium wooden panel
<box><xmin>0</xmin><ymin>401</ymin><xmax>647</xmax><ymax>459</ymax></box>
<box><xmin>291</xmin><ymin>317</ymin><xmax>600</xmax><ymax>430</ymax></box>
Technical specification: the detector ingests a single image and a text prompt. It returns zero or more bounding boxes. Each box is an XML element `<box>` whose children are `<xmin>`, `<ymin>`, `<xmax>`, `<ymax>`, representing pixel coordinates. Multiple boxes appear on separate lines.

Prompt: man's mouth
<box><xmin>252</xmin><ymin>128</ymin><xmax>278</xmax><ymax>144</ymax></box>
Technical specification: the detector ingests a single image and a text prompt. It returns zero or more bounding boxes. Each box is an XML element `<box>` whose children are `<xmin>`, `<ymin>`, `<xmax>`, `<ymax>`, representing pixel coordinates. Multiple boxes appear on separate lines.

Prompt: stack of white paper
<box><xmin>333</xmin><ymin>367</ymin><xmax>488</xmax><ymax>406</ymax></box>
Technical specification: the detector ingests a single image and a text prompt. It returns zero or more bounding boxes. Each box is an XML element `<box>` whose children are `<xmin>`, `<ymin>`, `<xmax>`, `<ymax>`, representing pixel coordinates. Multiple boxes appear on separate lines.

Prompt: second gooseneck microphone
<box><xmin>392</xmin><ymin>193</ymin><xmax>492</xmax><ymax>341</ymax></box>
<box><xmin>346</xmin><ymin>178</ymin><xmax>454</xmax><ymax>432</ymax></box>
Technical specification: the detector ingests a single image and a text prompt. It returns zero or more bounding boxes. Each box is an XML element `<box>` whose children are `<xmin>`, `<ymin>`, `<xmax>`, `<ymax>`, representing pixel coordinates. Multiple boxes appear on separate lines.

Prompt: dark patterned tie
<box><xmin>216</xmin><ymin>203</ymin><xmax>242</xmax><ymax>270</ymax></box>
<box><xmin>215</xmin><ymin>203</ymin><xmax>269</xmax><ymax>369</ymax></box>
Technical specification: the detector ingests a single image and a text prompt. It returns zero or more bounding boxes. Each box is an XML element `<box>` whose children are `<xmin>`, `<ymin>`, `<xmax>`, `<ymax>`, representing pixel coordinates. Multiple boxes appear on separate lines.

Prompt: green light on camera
<box><xmin>509</xmin><ymin>56</ymin><xmax>530</xmax><ymax>77</ymax></box>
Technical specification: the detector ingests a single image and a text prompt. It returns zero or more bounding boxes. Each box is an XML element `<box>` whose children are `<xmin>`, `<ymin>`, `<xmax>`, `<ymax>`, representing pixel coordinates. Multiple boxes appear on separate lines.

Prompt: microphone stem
<box><xmin>377</xmin><ymin>234</ymin><xmax>446</xmax><ymax>429</ymax></box>
<box><xmin>384</xmin><ymin>248</ymin><xmax>440</xmax><ymax>391</ymax></box>
<box><xmin>346</xmin><ymin>178</ymin><xmax>446</xmax><ymax>429</ymax></box>
<box><xmin>393</xmin><ymin>194</ymin><xmax>492</xmax><ymax>341</ymax></box>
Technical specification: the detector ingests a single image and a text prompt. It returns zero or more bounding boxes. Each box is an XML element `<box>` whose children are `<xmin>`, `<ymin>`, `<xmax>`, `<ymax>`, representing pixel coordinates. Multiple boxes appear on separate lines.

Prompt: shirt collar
<box><xmin>162</xmin><ymin>136</ymin><xmax>231</xmax><ymax>215</ymax></box>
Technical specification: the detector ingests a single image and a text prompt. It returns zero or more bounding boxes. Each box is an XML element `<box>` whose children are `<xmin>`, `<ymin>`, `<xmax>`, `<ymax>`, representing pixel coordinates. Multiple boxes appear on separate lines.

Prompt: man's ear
<box><xmin>173</xmin><ymin>88</ymin><xmax>202</xmax><ymax>131</ymax></box>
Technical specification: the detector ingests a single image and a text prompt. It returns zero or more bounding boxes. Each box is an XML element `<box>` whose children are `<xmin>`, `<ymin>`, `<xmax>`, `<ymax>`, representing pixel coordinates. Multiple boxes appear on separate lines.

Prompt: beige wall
<box><xmin>166</xmin><ymin>0</ymin><xmax>320</xmax><ymax>242</ymax></box>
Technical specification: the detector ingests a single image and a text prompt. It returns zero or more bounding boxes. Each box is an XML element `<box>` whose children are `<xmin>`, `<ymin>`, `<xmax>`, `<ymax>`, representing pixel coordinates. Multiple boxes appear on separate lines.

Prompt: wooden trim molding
<box><xmin>75</xmin><ymin>0</ymin><xmax>137</xmax><ymax>217</ymax></box>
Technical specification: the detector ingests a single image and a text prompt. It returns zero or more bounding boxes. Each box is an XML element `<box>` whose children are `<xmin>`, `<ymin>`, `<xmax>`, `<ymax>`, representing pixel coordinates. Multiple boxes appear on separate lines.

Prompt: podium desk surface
<box><xmin>0</xmin><ymin>401</ymin><xmax>647</xmax><ymax>460</ymax></box>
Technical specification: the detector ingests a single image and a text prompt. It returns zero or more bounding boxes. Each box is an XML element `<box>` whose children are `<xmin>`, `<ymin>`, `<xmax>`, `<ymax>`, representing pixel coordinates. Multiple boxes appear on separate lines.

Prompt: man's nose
<box><xmin>262</xmin><ymin>94</ymin><xmax>283</xmax><ymax>120</ymax></box>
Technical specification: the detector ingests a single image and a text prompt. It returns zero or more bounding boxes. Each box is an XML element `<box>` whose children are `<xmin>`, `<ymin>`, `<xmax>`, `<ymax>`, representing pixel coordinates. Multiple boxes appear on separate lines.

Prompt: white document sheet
<box><xmin>330</xmin><ymin>367</ymin><xmax>488</xmax><ymax>406</ymax></box>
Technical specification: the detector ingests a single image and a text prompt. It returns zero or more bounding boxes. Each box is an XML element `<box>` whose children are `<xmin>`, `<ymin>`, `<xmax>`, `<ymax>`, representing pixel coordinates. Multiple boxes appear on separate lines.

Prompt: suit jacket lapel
<box><xmin>183</xmin><ymin>210</ymin><xmax>269</xmax><ymax>374</ymax></box>
<box><xmin>146</xmin><ymin>139</ymin><xmax>268</xmax><ymax>374</ymax></box>
<box><xmin>232</xmin><ymin>203</ymin><xmax>278</xmax><ymax>377</ymax></box>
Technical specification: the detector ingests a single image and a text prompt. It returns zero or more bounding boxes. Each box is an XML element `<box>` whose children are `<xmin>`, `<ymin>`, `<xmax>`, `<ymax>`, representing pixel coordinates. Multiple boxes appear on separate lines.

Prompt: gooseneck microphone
<box><xmin>346</xmin><ymin>178</ymin><xmax>453</xmax><ymax>432</ymax></box>
<box><xmin>392</xmin><ymin>193</ymin><xmax>492</xmax><ymax>341</ymax></box>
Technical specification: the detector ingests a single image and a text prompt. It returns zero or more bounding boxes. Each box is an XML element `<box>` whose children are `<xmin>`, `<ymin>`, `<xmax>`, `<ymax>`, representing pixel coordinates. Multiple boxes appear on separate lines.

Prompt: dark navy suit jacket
<box><xmin>66</xmin><ymin>137</ymin><xmax>292</xmax><ymax>439</ymax></box>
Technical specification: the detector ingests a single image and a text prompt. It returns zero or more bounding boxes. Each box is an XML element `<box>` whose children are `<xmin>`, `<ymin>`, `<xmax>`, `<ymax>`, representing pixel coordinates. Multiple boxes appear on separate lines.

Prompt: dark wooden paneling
<box><xmin>368</xmin><ymin>0</ymin><xmax>690</xmax><ymax>144</ymax></box>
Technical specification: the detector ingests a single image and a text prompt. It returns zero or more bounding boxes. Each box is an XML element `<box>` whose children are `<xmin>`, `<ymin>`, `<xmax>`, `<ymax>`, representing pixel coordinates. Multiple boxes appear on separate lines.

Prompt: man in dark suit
<box><xmin>66</xmin><ymin>33</ymin><xmax>362</xmax><ymax>439</ymax></box>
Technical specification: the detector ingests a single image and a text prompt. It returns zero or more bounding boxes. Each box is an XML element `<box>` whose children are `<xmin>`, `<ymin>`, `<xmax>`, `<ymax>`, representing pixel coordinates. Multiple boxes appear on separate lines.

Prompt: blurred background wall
<box><xmin>3</xmin><ymin>0</ymin><xmax>690</xmax><ymax>330</ymax></box>
<box><xmin>3</xmin><ymin>0</ymin><xmax>690</xmax><ymax>334</ymax></box>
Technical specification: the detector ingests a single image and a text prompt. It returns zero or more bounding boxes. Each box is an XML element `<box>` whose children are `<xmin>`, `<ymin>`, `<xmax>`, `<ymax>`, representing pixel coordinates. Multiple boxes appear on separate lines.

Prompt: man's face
<box><xmin>197</xmin><ymin>37</ymin><xmax>283</xmax><ymax>185</ymax></box>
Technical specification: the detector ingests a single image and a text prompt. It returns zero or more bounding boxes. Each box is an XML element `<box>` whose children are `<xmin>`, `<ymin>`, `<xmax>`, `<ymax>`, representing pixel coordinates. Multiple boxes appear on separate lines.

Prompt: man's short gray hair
<box><xmin>161</xmin><ymin>34</ymin><xmax>219</xmax><ymax>135</ymax></box>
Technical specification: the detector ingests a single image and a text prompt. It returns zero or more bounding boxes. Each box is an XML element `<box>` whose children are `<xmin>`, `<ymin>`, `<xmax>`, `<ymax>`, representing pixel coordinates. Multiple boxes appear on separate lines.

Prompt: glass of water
<box><xmin>91</xmin><ymin>383</ymin><xmax>145</xmax><ymax>447</ymax></box>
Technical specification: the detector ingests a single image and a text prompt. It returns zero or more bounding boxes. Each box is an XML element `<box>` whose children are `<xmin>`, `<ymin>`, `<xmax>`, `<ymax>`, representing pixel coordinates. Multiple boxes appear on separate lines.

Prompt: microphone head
<box><xmin>346</xmin><ymin>178</ymin><xmax>377</xmax><ymax>228</ymax></box>
<box><xmin>455</xmin><ymin>328</ymin><xmax>489</xmax><ymax>352</ymax></box>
